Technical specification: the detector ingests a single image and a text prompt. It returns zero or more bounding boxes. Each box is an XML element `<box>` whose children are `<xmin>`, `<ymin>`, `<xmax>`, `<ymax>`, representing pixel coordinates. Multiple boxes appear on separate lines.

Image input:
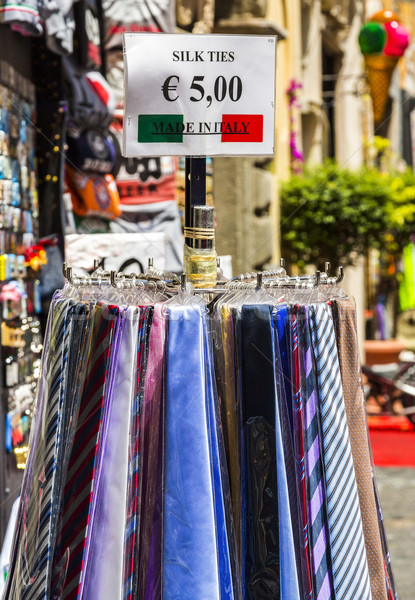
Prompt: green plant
<box><xmin>385</xmin><ymin>169</ymin><xmax>415</xmax><ymax>251</ymax></box>
<box><xmin>280</xmin><ymin>160</ymin><xmax>415</xmax><ymax>269</ymax></box>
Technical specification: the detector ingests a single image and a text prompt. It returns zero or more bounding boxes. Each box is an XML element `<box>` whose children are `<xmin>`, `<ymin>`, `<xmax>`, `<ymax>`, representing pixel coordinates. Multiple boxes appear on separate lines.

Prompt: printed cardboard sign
<box><xmin>123</xmin><ymin>33</ymin><xmax>276</xmax><ymax>157</ymax></box>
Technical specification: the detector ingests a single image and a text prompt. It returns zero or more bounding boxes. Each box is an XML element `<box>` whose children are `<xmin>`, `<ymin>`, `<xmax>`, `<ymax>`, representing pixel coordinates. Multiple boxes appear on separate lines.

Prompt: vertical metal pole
<box><xmin>189</xmin><ymin>158</ymin><xmax>206</xmax><ymax>211</ymax></box>
<box><xmin>185</xmin><ymin>157</ymin><xmax>192</xmax><ymax>231</ymax></box>
<box><xmin>184</xmin><ymin>157</ymin><xmax>207</xmax><ymax>245</ymax></box>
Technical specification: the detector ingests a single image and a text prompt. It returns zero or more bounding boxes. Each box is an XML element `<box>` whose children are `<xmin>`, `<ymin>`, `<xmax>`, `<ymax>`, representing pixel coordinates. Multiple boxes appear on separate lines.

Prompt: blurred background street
<box><xmin>368</xmin><ymin>415</ymin><xmax>415</xmax><ymax>600</ymax></box>
<box><xmin>376</xmin><ymin>467</ymin><xmax>415</xmax><ymax>600</ymax></box>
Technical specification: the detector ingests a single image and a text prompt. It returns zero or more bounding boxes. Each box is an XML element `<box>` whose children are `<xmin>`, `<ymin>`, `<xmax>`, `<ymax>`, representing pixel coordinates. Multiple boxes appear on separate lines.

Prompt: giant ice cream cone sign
<box><xmin>364</xmin><ymin>54</ymin><xmax>398</xmax><ymax>124</ymax></box>
<box><xmin>359</xmin><ymin>11</ymin><xmax>410</xmax><ymax>125</ymax></box>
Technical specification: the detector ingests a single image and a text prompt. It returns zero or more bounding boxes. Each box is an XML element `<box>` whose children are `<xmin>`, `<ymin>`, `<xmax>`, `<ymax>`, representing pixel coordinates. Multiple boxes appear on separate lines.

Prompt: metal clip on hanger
<box><xmin>256</xmin><ymin>272</ymin><xmax>263</xmax><ymax>291</ymax></box>
<box><xmin>61</xmin><ymin>258</ymin><xmax>345</xmax><ymax>298</ymax></box>
<box><xmin>62</xmin><ymin>263</ymin><xmax>73</xmax><ymax>284</ymax></box>
<box><xmin>146</xmin><ymin>257</ymin><xmax>181</xmax><ymax>285</ymax></box>
<box><xmin>319</xmin><ymin>262</ymin><xmax>344</xmax><ymax>286</ymax></box>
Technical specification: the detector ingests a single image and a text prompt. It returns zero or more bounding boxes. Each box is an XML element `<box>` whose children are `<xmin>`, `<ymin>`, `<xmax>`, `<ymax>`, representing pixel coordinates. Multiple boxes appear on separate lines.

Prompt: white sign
<box><xmin>123</xmin><ymin>33</ymin><xmax>276</xmax><ymax>157</ymax></box>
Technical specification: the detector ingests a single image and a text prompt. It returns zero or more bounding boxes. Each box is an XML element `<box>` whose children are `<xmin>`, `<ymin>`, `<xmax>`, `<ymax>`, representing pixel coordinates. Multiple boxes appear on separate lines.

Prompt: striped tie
<box><xmin>123</xmin><ymin>306</ymin><xmax>152</xmax><ymax>600</ymax></box>
<box><xmin>5</xmin><ymin>294</ymin><xmax>63</xmax><ymax>591</ymax></box>
<box><xmin>298</xmin><ymin>306</ymin><xmax>335</xmax><ymax>600</ymax></box>
<box><xmin>55</xmin><ymin>302</ymin><xmax>94</xmax><ymax>497</ymax></box>
<box><xmin>4</xmin><ymin>298</ymin><xmax>72</xmax><ymax>600</ymax></box>
<box><xmin>290</xmin><ymin>308</ymin><xmax>313</xmax><ymax>600</ymax></box>
<box><xmin>309</xmin><ymin>303</ymin><xmax>372</xmax><ymax>600</ymax></box>
<box><xmin>52</xmin><ymin>303</ymin><xmax>119</xmax><ymax>600</ymax></box>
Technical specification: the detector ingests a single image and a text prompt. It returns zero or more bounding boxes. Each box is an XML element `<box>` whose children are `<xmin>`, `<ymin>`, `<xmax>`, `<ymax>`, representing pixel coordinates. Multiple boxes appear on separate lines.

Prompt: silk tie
<box><xmin>221</xmin><ymin>304</ymin><xmax>242</xmax><ymax>567</ymax></box>
<box><xmin>309</xmin><ymin>303</ymin><xmax>372</xmax><ymax>600</ymax></box>
<box><xmin>271</xmin><ymin>307</ymin><xmax>300</xmax><ymax>600</ymax></box>
<box><xmin>163</xmin><ymin>303</ymin><xmax>228</xmax><ymax>600</ymax></box>
<box><xmin>138</xmin><ymin>304</ymin><xmax>166</xmax><ymax>600</ymax></box>
<box><xmin>290</xmin><ymin>307</ymin><xmax>313</xmax><ymax>600</ymax></box>
<box><xmin>5</xmin><ymin>298</ymin><xmax>72</xmax><ymax>600</ymax></box>
<box><xmin>52</xmin><ymin>302</ymin><xmax>119</xmax><ymax>600</ymax></box>
<box><xmin>133</xmin><ymin>307</ymin><xmax>154</xmax><ymax>599</ymax></box>
<box><xmin>55</xmin><ymin>302</ymin><xmax>94</xmax><ymax>502</ymax></box>
<box><xmin>205</xmin><ymin>306</ymin><xmax>237</xmax><ymax>600</ymax></box>
<box><xmin>82</xmin><ymin>306</ymin><xmax>126</xmax><ymax>595</ymax></box>
<box><xmin>83</xmin><ymin>306</ymin><xmax>138</xmax><ymax>600</ymax></box>
<box><xmin>275</xmin><ymin>304</ymin><xmax>304</xmax><ymax>596</ymax></box>
<box><xmin>275</xmin><ymin>304</ymin><xmax>294</xmax><ymax>436</ymax></box>
<box><xmin>144</xmin><ymin>407</ymin><xmax>164</xmax><ymax>600</ymax></box>
<box><xmin>298</xmin><ymin>306</ymin><xmax>334</xmax><ymax>600</ymax></box>
<box><xmin>332</xmin><ymin>299</ymin><xmax>388</xmax><ymax>600</ymax></box>
<box><xmin>4</xmin><ymin>294</ymin><xmax>60</xmax><ymax>592</ymax></box>
<box><xmin>123</xmin><ymin>306</ymin><xmax>151</xmax><ymax>600</ymax></box>
<box><xmin>239</xmin><ymin>304</ymin><xmax>280</xmax><ymax>600</ymax></box>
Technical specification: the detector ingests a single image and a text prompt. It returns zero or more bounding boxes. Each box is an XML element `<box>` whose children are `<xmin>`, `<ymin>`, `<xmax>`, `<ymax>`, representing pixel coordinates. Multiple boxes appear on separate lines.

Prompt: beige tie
<box><xmin>221</xmin><ymin>304</ymin><xmax>242</xmax><ymax>565</ymax></box>
<box><xmin>332</xmin><ymin>298</ymin><xmax>387</xmax><ymax>600</ymax></box>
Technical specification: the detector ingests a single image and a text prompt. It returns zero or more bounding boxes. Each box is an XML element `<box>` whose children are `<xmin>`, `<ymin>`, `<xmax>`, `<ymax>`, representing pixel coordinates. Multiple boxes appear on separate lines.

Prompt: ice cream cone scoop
<box><xmin>364</xmin><ymin>54</ymin><xmax>399</xmax><ymax>124</ymax></box>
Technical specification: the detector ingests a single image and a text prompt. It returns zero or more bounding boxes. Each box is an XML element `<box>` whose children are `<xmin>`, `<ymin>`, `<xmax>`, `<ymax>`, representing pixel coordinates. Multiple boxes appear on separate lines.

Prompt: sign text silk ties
<box><xmin>52</xmin><ymin>303</ymin><xmax>119</xmax><ymax>600</ymax></box>
<box><xmin>290</xmin><ymin>308</ymin><xmax>313</xmax><ymax>600</ymax></box>
<box><xmin>309</xmin><ymin>304</ymin><xmax>372</xmax><ymax>600</ymax></box>
<box><xmin>298</xmin><ymin>306</ymin><xmax>335</xmax><ymax>600</ymax></box>
<box><xmin>331</xmin><ymin>299</ymin><xmax>388</xmax><ymax>600</ymax></box>
<box><xmin>5</xmin><ymin>298</ymin><xmax>72</xmax><ymax>600</ymax></box>
<box><xmin>239</xmin><ymin>304</ymin><xmax>280</xmax><ymax>600</ymax></box>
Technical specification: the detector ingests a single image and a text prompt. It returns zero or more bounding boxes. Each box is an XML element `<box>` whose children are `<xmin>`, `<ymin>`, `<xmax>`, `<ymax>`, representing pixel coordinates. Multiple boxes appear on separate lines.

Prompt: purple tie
<box><xmin>83</xmin><ymin>306</ymin><xmax>139</xmax><ymax>600</ymax></box>
<box><xmin>298</xmin><ymin>306</ymin><xmax>334</xmax><ymax>600</ymax></box>
<box><xmin>139</xmin><ymin>304</ymin><xmax>167</xmax><ymax>600</ymax></box>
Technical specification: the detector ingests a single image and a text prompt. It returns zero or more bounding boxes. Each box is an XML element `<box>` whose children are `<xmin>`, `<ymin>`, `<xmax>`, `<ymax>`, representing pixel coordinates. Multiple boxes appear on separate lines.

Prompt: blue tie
<box><xmin>163</xmin><ymin>304</ymin><xmax>234</xmax><ymax>600</ymax></box>
<box><xmin>203</xmin><ymin>308</ymin><xmax>236</xmax><ymax>600</ymax></box>
<box><xmin>271</xmin><ymin>308</ymin><xmax>301</xmax><ymax>600</ymax></box>
<box><xmin>275</xmin><ymin>304</ymin><xmax>294</xmax><ymax>436</ymax></box>
<box><xmin>275</xmin><ymin>304</ymin><xmax>303</xmax><ymax>595</ymax></box>
<box><xmin>309</xmin><ymin>303</ymin><xmax>372</xmax><ymax>600</ymax></box>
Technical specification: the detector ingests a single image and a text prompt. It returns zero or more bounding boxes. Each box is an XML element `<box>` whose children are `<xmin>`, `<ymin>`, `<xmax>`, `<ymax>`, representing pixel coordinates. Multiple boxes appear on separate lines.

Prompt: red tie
<box><xmin>291</xmin><ymin>309</ymin><xmax>313</xmax><ymax>599</ymax></box>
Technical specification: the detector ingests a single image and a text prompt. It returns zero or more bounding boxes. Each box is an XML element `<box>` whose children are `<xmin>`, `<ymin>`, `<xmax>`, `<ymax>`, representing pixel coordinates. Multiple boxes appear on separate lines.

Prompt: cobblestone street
<box><xmin>375</xmin><ymin>468</ymin><xmax>415</xmax><ymax>600</ymax></box>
